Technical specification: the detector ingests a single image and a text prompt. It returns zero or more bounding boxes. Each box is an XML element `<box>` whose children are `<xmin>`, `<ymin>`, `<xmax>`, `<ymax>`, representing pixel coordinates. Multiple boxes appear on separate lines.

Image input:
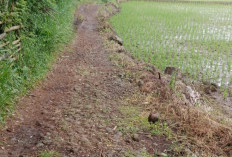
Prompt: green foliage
<box><xmin>0</xmin><ymin>0</ymin><xmax>81</xmax><ymax>122</ymax></box>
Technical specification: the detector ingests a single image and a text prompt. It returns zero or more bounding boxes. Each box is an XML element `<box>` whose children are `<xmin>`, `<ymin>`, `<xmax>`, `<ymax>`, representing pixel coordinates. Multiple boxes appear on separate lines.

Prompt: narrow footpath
<box><xmin>0</xmin><ymin>4</ymin><xmax>169</xmax><ymax>157</ymax></box>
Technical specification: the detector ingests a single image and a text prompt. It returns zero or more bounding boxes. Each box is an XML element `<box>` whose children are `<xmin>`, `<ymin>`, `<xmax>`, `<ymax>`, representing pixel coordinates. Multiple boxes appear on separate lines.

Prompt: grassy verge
<box><xmin>0</xmin><ymin>0</ymin><xmax>83</xmax><ymax>122</ymax></box>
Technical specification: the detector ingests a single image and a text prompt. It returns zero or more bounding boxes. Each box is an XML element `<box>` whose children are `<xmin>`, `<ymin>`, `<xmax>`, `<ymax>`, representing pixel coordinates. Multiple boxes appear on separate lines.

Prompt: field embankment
<box><xmin>108</xmin><ymin>1</ymin><xmax>232</xmax><ymax>156</ymax></box>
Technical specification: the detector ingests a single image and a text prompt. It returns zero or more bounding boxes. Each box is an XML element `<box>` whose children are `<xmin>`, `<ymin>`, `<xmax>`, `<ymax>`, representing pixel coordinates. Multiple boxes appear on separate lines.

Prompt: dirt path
<box><xmin>0</xmin><ymin>4</ymin><xmax>169</xmax><ymax>157</ymax></box>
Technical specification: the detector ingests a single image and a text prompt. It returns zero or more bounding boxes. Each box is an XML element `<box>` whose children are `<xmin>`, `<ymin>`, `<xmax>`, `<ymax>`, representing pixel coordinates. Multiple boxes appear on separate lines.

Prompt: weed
<box><xmin>169</xmin><ymin>72</ymin><xmax>177</xmax><ymax>91</ymax></box>
<box><xmin>40</xmin><ymin>150</ymin><xmax>60</xmax><ymax>157</ymax></box>
<box><xmin>118</xmin><ymin>105</ymin><xmax>172</xmax><ymax>138</ymax></box>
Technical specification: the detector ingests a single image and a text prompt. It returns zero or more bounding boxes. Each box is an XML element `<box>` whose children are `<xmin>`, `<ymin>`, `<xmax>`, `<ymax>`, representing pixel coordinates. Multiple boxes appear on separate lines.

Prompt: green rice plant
<box><xmin>111</xmin><ymin>1</ymin><xmax>232</xmax><ymax>94</ymax></box>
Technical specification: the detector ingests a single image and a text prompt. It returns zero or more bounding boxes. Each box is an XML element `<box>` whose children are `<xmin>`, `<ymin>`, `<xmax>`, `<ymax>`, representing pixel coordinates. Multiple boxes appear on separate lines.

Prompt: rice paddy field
<box><xmin>110</xmin><ymin>1</ymin><xmax>232</xmax><ymax>94</ymax></box>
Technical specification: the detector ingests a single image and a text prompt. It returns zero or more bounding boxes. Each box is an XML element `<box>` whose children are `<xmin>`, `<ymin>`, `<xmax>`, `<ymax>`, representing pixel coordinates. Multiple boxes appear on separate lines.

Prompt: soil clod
<box><xmin>164</xmin><ymin>67</ymin><xmax>177</xmax><ymax>75</ymax></box>
<box><xmin>148</xmin><ymin>112</ymin><xmax>159</xmax><ymax>124</ymax></box>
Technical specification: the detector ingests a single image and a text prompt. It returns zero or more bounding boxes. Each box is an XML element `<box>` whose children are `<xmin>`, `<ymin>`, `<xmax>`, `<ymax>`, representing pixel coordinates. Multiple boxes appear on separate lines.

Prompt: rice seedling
<box><xmin>111</xmin><ymin>1</ymin><xmax>232</xmax><ymax>93</ymax></box>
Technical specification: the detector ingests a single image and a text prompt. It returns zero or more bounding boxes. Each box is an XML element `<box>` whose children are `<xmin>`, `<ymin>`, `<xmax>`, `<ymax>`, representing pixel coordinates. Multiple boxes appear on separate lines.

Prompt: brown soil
<box><xmin>0</xmin><ymin>4</ymin><xmax>170</xmax><ymax>157</ymax></box>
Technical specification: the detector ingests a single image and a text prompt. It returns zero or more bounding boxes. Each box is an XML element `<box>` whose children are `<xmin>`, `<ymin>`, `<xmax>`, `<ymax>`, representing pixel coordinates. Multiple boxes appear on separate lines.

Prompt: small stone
<box><xmin>36</xmin><ymin>142</ymin><xmax>44</xmax><ymax>147</ymax></box>
<box><xmin>148</xmin><ymin>112</ymin><xmax>159</xmax><ymax>124</ymax></box>
<box><xmin>106</xmin><ymin>127</ymin><xmax>113</xmax><ymax>134</ymax></box>
<box><xmin>143</xmin><ymin>102</ymin><xmax>149</xmax><ymax>105</ymax></box>
<box><xmin>161</xmin><ymin>153</ymin><xmax>168</xmax><ymax>156</ymax></box>
<box><xmin>80</xmin><ymin>136</ymin><xmax>91</xmax><ymax>146</ymax></box>
<box><xmin>43</xmin><ymin>139</ymin><xmax>52</xmax><ymax>145</ymax></box>
<box><xmin>153</xmin><ymin>142</ymin><xmax>158</xmax><ymax>146</ymax></box>
<box><xmin>109</xmin><ymin>34</ymin><xmax>123</xmax><ymax>45</ymax></box>
<box><xmin>157</xmin><ymin>153</ymin><xmax>168</xmax><ymax>157</ymax></box>
<box><xmin>132</xmin><ymin>134</ymin><xmax>139</xmax><ymax>142</ymax></box>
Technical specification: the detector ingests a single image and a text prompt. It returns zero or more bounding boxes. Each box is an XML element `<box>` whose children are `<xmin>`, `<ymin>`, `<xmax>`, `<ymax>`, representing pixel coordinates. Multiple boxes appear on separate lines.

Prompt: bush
<box><xmin>0</xmin><ymin>0</ymin><xmax>80</xmax><ymax>122</ymax></box>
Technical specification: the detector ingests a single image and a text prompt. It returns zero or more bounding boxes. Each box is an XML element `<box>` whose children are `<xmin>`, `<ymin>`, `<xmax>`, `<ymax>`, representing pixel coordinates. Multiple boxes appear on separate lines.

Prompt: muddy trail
<box><xmin>0</xmin><ymin>4</ymin><xmax>170</xmax><ymax>157</ymax></box>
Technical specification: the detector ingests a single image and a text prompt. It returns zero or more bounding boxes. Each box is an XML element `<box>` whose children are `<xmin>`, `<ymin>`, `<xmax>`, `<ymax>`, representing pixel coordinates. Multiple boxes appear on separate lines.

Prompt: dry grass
<box><xmin>112</xmin><ymin>51</ymin><xmax>232</xmax><ymax>156</ymax></box>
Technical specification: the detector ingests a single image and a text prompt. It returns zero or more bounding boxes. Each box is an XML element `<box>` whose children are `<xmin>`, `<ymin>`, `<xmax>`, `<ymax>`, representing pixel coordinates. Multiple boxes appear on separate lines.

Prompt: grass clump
<box><xmin>40</xmin><ymin>150</ymin><xmax>60</xmax><ymax>157</ymax></box>
<box><xmin>118</xmin><ymin>105</ymin><xmax>172</xmax><ymax>138</ymax></box>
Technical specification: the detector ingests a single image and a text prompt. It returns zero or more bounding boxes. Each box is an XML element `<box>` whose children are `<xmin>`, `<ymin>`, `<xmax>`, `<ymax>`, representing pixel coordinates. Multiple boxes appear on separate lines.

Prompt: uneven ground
<box><xmin>0</xmin><ymin>4</ymin><xmax>171</xmax><ymax>157</ymax></box>
<box><xmin>0</xmin><ymin>2</ymin><xmax>232</xmax><ymax>157</ymax></box>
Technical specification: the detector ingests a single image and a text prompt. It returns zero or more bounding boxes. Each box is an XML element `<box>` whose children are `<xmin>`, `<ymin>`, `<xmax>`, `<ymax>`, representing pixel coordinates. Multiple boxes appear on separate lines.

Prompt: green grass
<box><xmin>118</xmin><ymin>105</ymin><xmax>172</xmax><ymax>138</ymax></box>
<box><xmin>0</xmin><ymin>0</ymin><xmax>82</xmax><ymax>122</ymax></box>
<box><xmin>40</xmin><ymin>150</ymin><xmax>60</xmax><ymax>157</ymax></box>
<box><xmin>110</xmin><ymin>1</ymin><xmax>232</xmax><ymax>94</ymax></box>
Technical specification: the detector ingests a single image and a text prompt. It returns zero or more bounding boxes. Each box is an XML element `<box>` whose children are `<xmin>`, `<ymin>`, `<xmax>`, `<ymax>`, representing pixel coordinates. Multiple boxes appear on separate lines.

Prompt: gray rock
<box><xmin>36</xmin><ymin>142</ymin><xmax>44</xmax><ymax>147</ymax></box>
<box><xmin>132</xmin><ymin>134</ymin><xmax>139</xmax><ymax>142</ymax></box>
<box><xmin>80</xmin><ymin>136</ymin><xmax>91</xmax><ymax>146</ymax></box>
<box><xmin>109</xmin><ymin>34</ymin><xmax>123</xmax><ymax>45</ymax></box>
<box><xmin>106</xmin><ymin>127</ymin><xmax>113</xmax><ymax>134</ymax></box>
